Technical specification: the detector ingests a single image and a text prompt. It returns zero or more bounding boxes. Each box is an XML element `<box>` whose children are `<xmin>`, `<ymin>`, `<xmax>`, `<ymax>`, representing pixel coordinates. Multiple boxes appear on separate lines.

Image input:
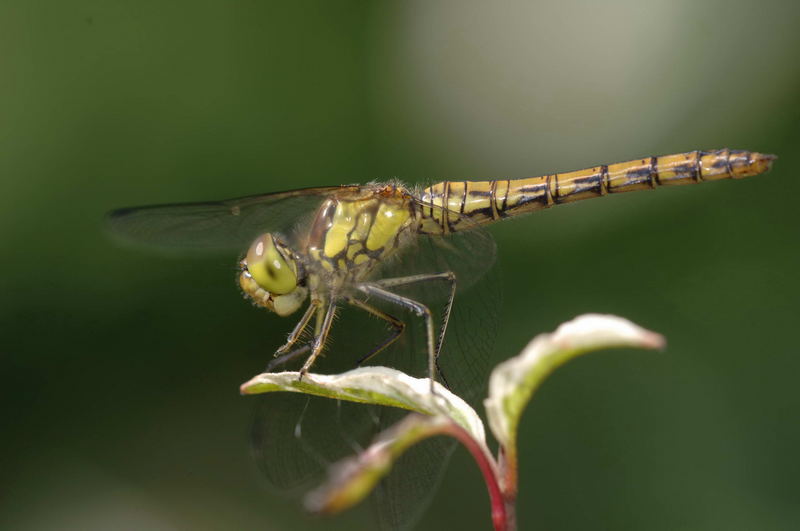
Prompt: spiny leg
<box><xmin>265</xmin><ymin>344</ymin><xmax>311</xmax><ymax>372</ymax></box>
<box><xmin>274</xmin><ymin>299</ymin><xmax>320</xmax><ymax>356</ymax></box>
<box><xmin>344</xmin><ymin>296</ymin><xmax>406</xmax><ymax>366</ymax></box>
<box><xmin>365</xmin><ymin>272</ymin><xmax>457</xmax><ymax>388</ymax></box>
<box><xmin>299</xmin><ymin>298</ymin><xmax>337</xmax><ymax>380</ymax></box>
<box><xmin>358</xmin><ymin>283</ymin><xmax>441</xmax><ymax>393</ymax></box>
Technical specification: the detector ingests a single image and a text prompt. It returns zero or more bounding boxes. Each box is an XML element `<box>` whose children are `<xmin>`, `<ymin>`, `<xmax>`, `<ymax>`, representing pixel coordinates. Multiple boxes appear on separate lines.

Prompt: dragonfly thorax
<box><xmin>304</xmin><ymin>194</ymin><xmax>416</xmax><ymax>283</ymax></box>
<box><xmin>239</xmin><ymin>233</ymin><xmax>308</xmax><ymax>316</ymax></box>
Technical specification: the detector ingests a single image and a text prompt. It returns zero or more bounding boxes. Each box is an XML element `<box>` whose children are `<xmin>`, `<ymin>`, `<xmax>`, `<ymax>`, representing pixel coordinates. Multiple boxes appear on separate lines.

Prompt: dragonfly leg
<box><xmin>344</xmin><ymin>296</ymin><xmax>406</xmax><ymax>366</ymax></box>
<box><xmin>298</xmin><ymin>298</ymin><xmax>337</xmax><ymax>380</ymax></box>
<box><xmin>364</xmin><ymin>272</ymin><xmax>457</xmax><ymax>389</ymax></box>
<box><xmin>274</xmin><ymin>299</ymin><xmax>321</xmax><ymax>356</ymax></box>
<box><xmin>265</xmin><ymin>344</ymin><xmax>311</xmax><ymax>372</ymax></box>
<box><xmin>358</xmin><ymin>282</ymin><xmax>447</xmax><ymax>393</ymax></box>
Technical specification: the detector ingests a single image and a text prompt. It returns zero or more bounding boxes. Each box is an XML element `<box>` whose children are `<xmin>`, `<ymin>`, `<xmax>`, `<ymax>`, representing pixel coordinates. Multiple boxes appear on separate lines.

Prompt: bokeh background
<box><xmin>3</xmin><ymin>1</ymin><xmax>799</xmax><ymax>529</ymax></box>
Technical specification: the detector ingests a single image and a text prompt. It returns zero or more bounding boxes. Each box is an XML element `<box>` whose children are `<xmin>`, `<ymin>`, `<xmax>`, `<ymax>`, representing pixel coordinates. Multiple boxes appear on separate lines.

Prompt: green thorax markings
<box><xmin>305</xmin><ymin>190</ymin><xmax>415</xmax><ymax>279</ymax></box>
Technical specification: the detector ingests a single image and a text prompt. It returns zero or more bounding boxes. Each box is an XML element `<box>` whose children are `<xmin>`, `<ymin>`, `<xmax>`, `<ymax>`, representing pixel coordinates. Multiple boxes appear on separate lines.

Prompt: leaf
<box><xmin>303</xmin><ymin>414</ymin><xmax>460</xmax><ymax>515</ymax></box>
<box><xmin>484</xmin><ymin>314</ymin><xmax>665</xmax><ymax>450</ymax></box>
<box><xmin>241</xmin><ymin>366</ymin><xmax>486</xmax><ymax>444</ymax></box>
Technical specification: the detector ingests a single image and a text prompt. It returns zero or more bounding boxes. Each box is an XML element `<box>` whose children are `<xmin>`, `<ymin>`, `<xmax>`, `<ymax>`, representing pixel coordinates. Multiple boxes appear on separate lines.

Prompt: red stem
<box><xmin>444</xmin><ymin>424</ymin><xmax>508</xmax><ymax>531</ymax></box>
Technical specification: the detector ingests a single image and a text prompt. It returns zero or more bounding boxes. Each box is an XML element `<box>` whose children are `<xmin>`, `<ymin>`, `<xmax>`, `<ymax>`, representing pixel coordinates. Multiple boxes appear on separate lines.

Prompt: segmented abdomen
<box><xmin>418</xmin><ymin>148</ymin><xmax>774</xmax><ymax>234</ymax></box>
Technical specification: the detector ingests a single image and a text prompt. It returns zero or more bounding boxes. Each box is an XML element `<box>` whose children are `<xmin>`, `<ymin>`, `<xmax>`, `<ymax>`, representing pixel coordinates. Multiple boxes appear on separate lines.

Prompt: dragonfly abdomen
<box><xmin>418</xmin><ymin>149</ymin><xmax>774</xmax><ymax>233</ymax></box>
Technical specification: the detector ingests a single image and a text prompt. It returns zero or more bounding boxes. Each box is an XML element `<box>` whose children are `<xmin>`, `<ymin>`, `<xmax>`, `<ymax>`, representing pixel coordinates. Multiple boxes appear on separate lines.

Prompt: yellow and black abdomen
<box><xmin>418</xmin><ymin>148</ymin><xmax>774</xmax><ymax>234</ymax></box>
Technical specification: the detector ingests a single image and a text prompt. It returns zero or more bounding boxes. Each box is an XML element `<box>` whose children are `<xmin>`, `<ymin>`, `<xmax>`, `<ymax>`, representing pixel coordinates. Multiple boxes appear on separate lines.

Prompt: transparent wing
<box><xmin>250</xmin><ymin>205</ymin><xmax>501</xmax><ymax>530</ymax></box>
<box><xmin>106</xmin><ymin>185</ymin><xmax>351</xmax><ymax>251</ymax></box>
<box><xmin>371</xmin><ymin>433</ymin><xmax>455</xmax><ymax>530</ymax></box>
<box><xmin>362</xmin><ymin>209</ymin><xmax>500</xmax><ymax>530</ymax></box>
<box><xmin>251</xmin><ymin>394</ymin><xmax>384</xmax><ymax>495</ymax></box>
<box><xmin>374</xmin><ymin>200</ymin><xmax>500</xmax><ymax>404</ymax></box>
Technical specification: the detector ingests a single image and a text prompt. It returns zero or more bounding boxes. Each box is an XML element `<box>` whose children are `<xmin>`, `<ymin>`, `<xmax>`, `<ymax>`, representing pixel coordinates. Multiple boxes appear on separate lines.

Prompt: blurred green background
<box><xmin>2</xmin><ymin>0</ymin><xmax>799</xmax><ymax>529</ymax></box>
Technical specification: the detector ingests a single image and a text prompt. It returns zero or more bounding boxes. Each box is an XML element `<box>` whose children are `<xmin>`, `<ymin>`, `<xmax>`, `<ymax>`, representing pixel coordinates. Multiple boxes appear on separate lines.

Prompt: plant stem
<box><xmin>498</xmin><ymin>445</ymin><xmax>518</xmax><ymax>500</ymax></box>
<box><xmin>444</xmin><ymin>423</ymin><xmax>509</xmax><ymax>531</ymax></box>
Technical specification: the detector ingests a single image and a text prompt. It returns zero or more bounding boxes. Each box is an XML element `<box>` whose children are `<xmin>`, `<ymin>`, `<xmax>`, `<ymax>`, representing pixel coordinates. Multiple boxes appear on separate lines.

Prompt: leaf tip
<box><xmin>552</xmin><ymin>314</ymin><xmax>665</xmax><ymax>352</ymax></box>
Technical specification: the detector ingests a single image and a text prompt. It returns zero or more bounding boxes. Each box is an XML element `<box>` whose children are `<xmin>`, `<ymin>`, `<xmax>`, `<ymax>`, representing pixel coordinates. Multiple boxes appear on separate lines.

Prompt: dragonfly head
<box><xmin>238</xmin><ymin>233</ymin><xmax>308</xmax><ymax>316</ymax></box>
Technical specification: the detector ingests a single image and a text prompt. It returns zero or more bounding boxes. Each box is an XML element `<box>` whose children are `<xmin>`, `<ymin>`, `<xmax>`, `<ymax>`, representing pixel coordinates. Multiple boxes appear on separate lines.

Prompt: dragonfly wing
<box><xmin>251</xmin><ymin>393</ymin><xmax>383</xmax><ymax>495</ymax></box>
<box><xmin>370</xmin><ymin>411</ymin><xmax>456</xmax><ymax>531</ymax></box>
<box><xmin>251</xmin><ymin>394</ymin><xmax>457</xmax><ymax>531</ymax></box>
<box><xmin>106</xmin><ymin>185</ymin><xmax>348</xmax><ymax>251</ymax></box>
<box><xmin>378</xmin><ymin>203</ymin><xmax>500</xmax><ymax>403</ymax></box>
<box><xmin>363</xmin><ymin>208</ymin><xmax>501</xmax><ymax>529</ymax></box>
<box><xmin>406</xmin><ymin>195</ymin><xmax>499</xmax><ymax>293</ymax></box>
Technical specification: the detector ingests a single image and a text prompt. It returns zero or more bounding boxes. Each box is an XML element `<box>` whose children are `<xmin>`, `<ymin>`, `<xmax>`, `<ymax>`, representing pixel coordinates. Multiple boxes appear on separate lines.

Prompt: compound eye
<box><xmin>245</xmin><ymin>234</ymin><xmax>297</xmax><ymax>295</ymax></box>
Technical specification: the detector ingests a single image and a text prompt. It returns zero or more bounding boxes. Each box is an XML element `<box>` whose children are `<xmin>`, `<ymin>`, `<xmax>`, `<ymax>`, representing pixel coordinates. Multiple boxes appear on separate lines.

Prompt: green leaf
<box><xmin>241</xmin><ymin>366</ymin><xmax>486</xmax><ymax>443</ymax></box>
<box><xmin>484</xmin><ymin>314</ymin><xmax>665</xmax><ymax>450</ymax></box>
<box><xmin>304</xmin><ymin>414</ymin><xmax>461</xmax><ymax>515</ymax></box>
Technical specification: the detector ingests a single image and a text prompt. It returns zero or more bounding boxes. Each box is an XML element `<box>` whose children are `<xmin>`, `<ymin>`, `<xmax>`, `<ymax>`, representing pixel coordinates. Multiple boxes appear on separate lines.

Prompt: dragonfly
<box><xmin>108</xmin><ymin>148</ymin><xmax>773</xmax><ymax>529</ymax></box>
